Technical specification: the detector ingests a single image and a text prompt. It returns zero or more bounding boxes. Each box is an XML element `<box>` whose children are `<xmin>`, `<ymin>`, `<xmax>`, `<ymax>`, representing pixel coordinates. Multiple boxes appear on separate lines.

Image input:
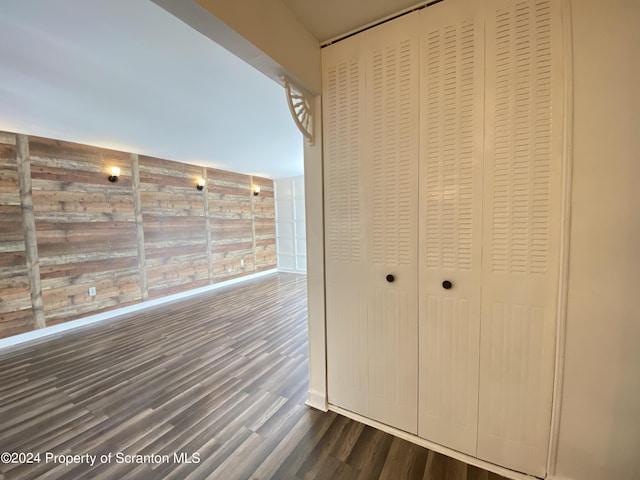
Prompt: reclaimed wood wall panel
<box><xmin>16</xmin><ymin>135</ymin><xmax>46</xmax><ymax>330</ymax></box>
<box><xmin>139</xmin><ymin>155</ymin><xmax>209</xmax><ymax>299</ymax></box>
<box><xmin>208</xmin><ymin>168</ymin><xmax>255</xmax><ymax>281</ymax></box>
<box><xmin>253</xmin><ymin>176</ymin><xmax>277</xmax><ymax>272</ymax></box>
<box><xmin>28</xmin><ymin>136</ymin><xmax>142</xmax><ymax>324</ymax></box>
<box><xmin>0</xmin><ymin>133</ymin><xmax>33</xmax><ymax>338</ymax></box>
<box><xmin>0</xmin><ymin>130</ymin><xmax>278</xmax><ymax>338</ymax></box>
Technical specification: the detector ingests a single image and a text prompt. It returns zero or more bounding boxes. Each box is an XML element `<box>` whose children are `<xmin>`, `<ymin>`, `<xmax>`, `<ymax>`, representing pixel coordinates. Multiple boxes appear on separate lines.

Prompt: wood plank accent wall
<box><xmin>202</xmin><ymin>168</ymin><xmax>214</xmax><ymax>281</ymax></box>
<box><xmin>139</xmin><ymin>155</ymin><xmax>209</xmax><ymax>299</ymax></box>
<box><xmin>16</xmin><ymin>135</ymin><xmax>45</xmax><ymax>330</ymax></box>
<box><xmin>29</xmin><ymin>136</ymin><xmax>141</xmax><ymax>326</ymax></box>
<box><xmin>208</xmin><ymin>168</ymin><xmax>255</xmax><ymax>281</ymax></box>
<box><xmin>131</xmin><ymin>153</ymin><xmax>148</xmax><ymax>300</ymax></box>
<box><xmin>253</xmin><ymin>175</ymin><xmax>277</xmax><ymax>272</ymax></box>
<box><xmin>0</xmin><ymin>133</ymin><xmax>33</xmax><ymax>337</ymax></box>
<box><xmin>0</xmin><ymin>131</ymin><xmax>276</xmax><ymax>339</ymax></box>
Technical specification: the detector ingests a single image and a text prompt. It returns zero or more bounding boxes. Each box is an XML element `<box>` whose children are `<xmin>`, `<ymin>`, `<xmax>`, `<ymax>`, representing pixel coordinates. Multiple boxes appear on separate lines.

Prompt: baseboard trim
<box><xmin>276</xmin><ymin>268</ymin><xmax>307</xmax><ymax>275</ymax></box>
<box><xmin>328</xmin><ymin>404</ymin><xmax>541</xmax><ymax>480</ymax></box>
<box><xmin>0</xmin><ymin>269</ymin><xmax>278</xmax><ymax>353</ymax></box>
<box><xmin>305</xmin><ymin>390</ymin><xmax>328</xmax><ymax>411</ymax></box>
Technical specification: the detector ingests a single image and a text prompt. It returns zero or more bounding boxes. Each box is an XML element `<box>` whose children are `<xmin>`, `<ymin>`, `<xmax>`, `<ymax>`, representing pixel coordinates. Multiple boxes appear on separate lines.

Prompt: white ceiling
<box><xmin>283</xmin><ymin>0</ymin><xmax>427</xmax><ymax>43</ymax></box>
<box><xmin>0</xmin><ymin>0</ymin><xmax>303</xmax><ymax>179</ymax></box>
<box><xmin>0</xmin><ymin>0</ymin><xmax>424</xmax><ymax>179</ymax></box>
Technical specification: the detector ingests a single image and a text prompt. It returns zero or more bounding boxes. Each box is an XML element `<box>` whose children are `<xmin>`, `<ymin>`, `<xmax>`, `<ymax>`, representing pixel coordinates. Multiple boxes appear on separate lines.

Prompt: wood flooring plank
<box><xmin>444</xmin><ymin>456</ymin><xmax>470</xmax><ymax>480</ymax></box>
<box><xmin>325</xmin><ymin>416</ymin><xmax>365</xmax><ymax>463</ymax></box>
<box><xmin>0</xmin><ymin>273</ymin><xmax>508</xmax><ymax>480</ymax></box>
<box><xmin>347</xmin><ymin>425</ymin><xmax>395</xmax><ymax>479</ymax></box>
<box><xmin>216</xmin><ymin>402</ymin><xmax>308</xmax><ymax>480</ymax></box>
<box><xmin>206</xmin><ymin>430</ymin><xmax>265</xmax><ymax>480</ymax></box>
<box><xmin>468</xmin><ymin>465</ymin><xmax>490</xmax><ymax>480</ymax></box>
<box><xmin>267</xmin><ymin>410</ymin><xmax>337</xmax><ymax>479</ymax></box>
<box><xmin>249</xmin><ymin>410</ymin><xmax>333</xmax><ymax>480</ymax></box>
<box><xmin>379</xmin><ymin>437</ymin><xmax>429</xmax><ymax>480</ymax></box>
<box><xmin>424</xmin><ymin>451</ymin><xmax>448</xmax><ymax>480</ymax></box>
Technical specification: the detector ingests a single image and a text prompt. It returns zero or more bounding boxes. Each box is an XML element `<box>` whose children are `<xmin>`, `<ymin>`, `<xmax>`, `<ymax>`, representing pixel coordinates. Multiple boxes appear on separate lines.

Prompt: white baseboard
<box><xmin>305</xmin><ymin>390</ymin><xmax>328</xmax><ymax>412</ymax></box>
<box><xmin>277</xmin><ymin>268</ymin><xmax>307</xmax><ymax>274</ymax></box>
<box><xmin>0</xmin><ymin>269</ymin><xmax>277</xmax><ymax>353</ymax></box>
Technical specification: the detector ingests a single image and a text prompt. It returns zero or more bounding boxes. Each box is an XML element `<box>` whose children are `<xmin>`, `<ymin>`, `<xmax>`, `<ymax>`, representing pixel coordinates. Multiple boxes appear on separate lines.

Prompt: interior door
<box><xmin>323</xmin><ymin>12</ymin><xmax>420</xmax><ymax>434</ymax></box>
<box><xmin>417</xmin><ymin>0</ymin><xmax>485</xmax><ymax>456</ymax></box>
<box><xmin>365</xmin><ymin>12</ymin><xmax>420</xmax><ymax>434</ymax></box>
<box><xmin>478</xmin><ymin>0</ymin><xmax>565</xmax><ymax>475</ymax></box>
<box><xmin>323</xmin><ymin>29</ymin><xmax>369</xmax><ymax>418</ymax></box>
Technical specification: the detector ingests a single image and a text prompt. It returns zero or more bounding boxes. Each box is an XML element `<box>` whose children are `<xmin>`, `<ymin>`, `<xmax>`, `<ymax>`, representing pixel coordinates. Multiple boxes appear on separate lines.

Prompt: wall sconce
<box><xmin>253</xmin><ymin>185</ymin><xmax>260</xmax><ymax>196</ymax></box>
<box><xmin>196</xmin><ymin>178</ymin><xmax>206</xmax><ymax>191</ymax></box>
<box><xmin>108</xmin><ymin>166</ymin><xmax>120</xmax><ymax>183</ymax></box>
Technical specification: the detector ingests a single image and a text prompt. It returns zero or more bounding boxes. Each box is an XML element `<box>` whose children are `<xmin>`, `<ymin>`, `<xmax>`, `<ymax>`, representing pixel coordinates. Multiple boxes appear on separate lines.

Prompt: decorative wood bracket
<box><xmin>284</xmin><ymin>77</ymin><xmax>314</xmax><ymax>145</ymax></box>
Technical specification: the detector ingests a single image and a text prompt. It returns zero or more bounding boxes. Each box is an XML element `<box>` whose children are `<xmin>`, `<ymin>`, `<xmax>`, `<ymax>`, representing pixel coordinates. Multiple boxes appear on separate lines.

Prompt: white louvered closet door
<box><xmin>417</xmin><ymin>0</ymin><xmax>484</xmax><ymax>456</ymax></box>
<box><xmin>323</xmin><ymin>31</ymin><xmax>369</xmax><ymax>419</ymax></box>
<box><xmin>365</xmin><ymin>13</ymin><xmax>420</xmax><ymax>434</ymax></box>
<box><xmin>478</xmin><ymin>0</ymin><xmax>565</xmax><ymax>475</ymax></box>
<box><xmin>323</xmin><ymin>12</ymin><xmax>420</xmax><ymax>434</ymax></box>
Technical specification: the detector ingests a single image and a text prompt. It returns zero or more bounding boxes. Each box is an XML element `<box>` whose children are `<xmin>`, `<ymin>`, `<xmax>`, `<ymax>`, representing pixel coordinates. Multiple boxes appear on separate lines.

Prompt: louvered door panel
<box><xmin>323</xmin><ymin>2</ymin><xmax>567</xmax><ymax>473</ymax></box>
<box><xmin>478</xmin><ymin>0</ymin><xmax>564</xmax><ymax>475</ymax></box>
<box><xmin>323</xmin><ymin>12</ymin><xmax>419</xmax><ymax>432</ymax></box>
<box><xmin>324</xmin><ymin>59</ymin><xmax>364</xmax><ymax>265</ymax></box>
<box><xmin>366</xmin><ymin>13</ymin><xmax>419</xmax><ymax>433</ymax></box>
<box><xmin>322</xmin><ymin>37</ymin><xmax>369</xmax><ymax>415</ymax></box>
<box><xmin>417</xmin><ymin>0</ymin><xmax>484</xmax><ymax>455</ymax></box>
<box><xmin>325</xmin><ymin>283</ymin><xmax>370</xmax><ymax>414</ymax></box>
<box><xmin>370</xmin><ymin>39</ymin><xmax>415</xmax><ymax>269</ymax></box>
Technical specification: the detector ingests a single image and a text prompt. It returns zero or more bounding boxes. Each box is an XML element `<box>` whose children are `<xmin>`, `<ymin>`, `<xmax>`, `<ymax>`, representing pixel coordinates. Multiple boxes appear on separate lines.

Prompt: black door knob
<box><xmin>442</xmin><ymin>280</ymin><xmax>452</xmax><ymax>290</ymax></box>
<box><xmin>386</xmin><ymin>274</ymin><xmax>395</xmax><ymax>283</ymax></box>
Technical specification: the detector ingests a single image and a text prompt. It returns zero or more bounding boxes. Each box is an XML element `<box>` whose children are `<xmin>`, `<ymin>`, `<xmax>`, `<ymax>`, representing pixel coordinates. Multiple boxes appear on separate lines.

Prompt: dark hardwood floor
<box><xmin>0</xmin><ymin>273</ymin><xmax>507</xmax><ymax>480</ymax></box>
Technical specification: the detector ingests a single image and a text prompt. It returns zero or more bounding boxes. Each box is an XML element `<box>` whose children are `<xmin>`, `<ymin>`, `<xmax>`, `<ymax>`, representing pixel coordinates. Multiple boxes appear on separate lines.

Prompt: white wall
<box><xmin>303</xmin><ymin>96</ymin><xmax>326</xmax><ymax>410</ymax></box>
<box><xmin>274</xmin><ymin>175</ymin><xmax>307</xmax><ymax>273</ymax></box>
<box><xmin>151</xmin><ymin>0</ymin><xmax>321</xmax><ymax>94</ymax></box>
<box><xmin>553</xmin><ymin>1</ymin><xmax>640</xmax><ymax>479</ymax></box>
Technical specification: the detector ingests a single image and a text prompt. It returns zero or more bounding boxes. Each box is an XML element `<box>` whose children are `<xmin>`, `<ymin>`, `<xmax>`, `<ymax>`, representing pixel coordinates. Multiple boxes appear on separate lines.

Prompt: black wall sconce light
<box><xmin>253</xmin><ymin>185</ymin><xmax>260</xmax><ymax>196</ymax></box>
<box><xmin>108</xmin><ymin>166</ymin><xmax>120</xmax><ymax>183</ymax></box>
<box><xmin>196</xmin><ymin>178</ymin><xmax>206</xmax><ymax>191</ymax></box>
